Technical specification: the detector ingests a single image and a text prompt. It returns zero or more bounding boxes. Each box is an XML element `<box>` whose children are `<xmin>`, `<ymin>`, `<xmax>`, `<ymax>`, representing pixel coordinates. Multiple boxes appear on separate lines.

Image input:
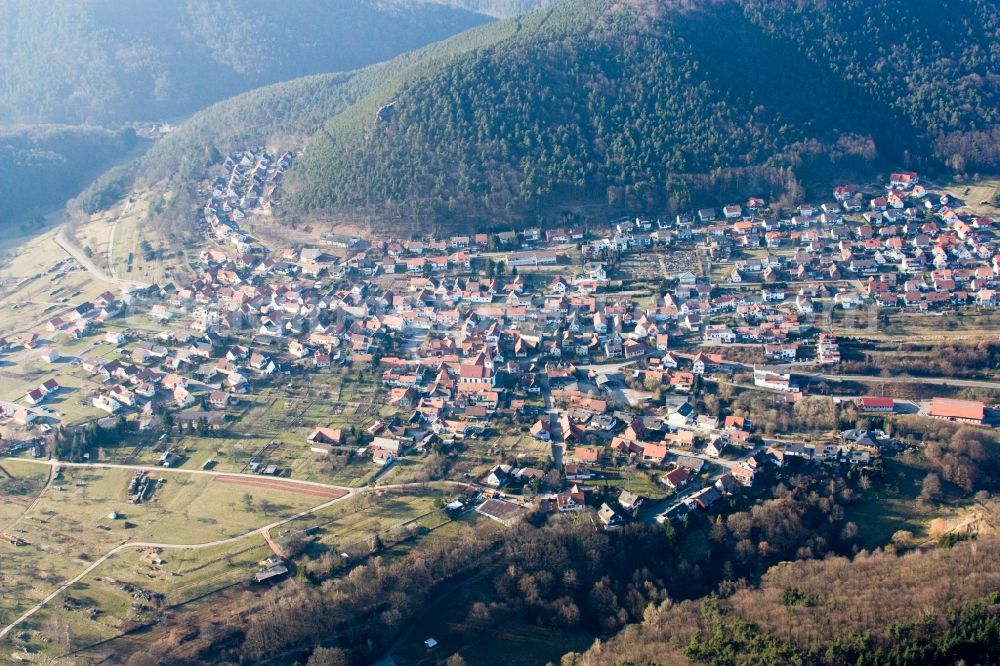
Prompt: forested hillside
<box><xmin>99</xmin><ymin>446</ymin><xmax>1000</xmax><ymax>666</ymax></box>
<box><xmin>285</xmin><ymin>0</ymin><xmax>999</xmax><ymax>227</ymax></box>
<box><xmin>130</xmin><ymin>11</ymin><xmax>529</xmax><ymax>187</ymax></box>
<box><xmin>82</xmin><ymin>69</ymin><xmax>389</xmax><ymax>218</ymax></box>
<box><xmin>566</xmin><ymin>535</ymin><xmax>1000</xmax><ymax>665</ymax></box>
<box><xmin>740</xmin><ymin>0</ymin><xmax>1000</xmax><ymax>171</ymax></box>
<box><xmin>0</xmin><ymin>0</ymin><xmax>491</xmax><ymax>125</ymax></box>
<box><xmin>0</xmin><ymin>125</ymin><xmax>138</xmax><ymax>228</ymax></box>
<box><xmin>80</xmin><ymin>10</ymin><xmax>551</xmax><ymax>224</ymax></box>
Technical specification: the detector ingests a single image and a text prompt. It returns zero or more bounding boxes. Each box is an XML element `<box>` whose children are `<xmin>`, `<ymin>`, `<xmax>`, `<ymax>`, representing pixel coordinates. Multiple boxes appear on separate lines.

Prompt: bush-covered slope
<box><xmin>0</xmin><ymin>0</ymin><xmax>493</xmax><ymax>125</ymax></box>
<box><xmin>285</xmin><ymin>0</ymin><xmax>999</xmax><ymax>226</ymax></box>
<box><xmin>566</xmin><ymin>535</ymin><xmax>1000</xmax><ymax>665</ymax></box>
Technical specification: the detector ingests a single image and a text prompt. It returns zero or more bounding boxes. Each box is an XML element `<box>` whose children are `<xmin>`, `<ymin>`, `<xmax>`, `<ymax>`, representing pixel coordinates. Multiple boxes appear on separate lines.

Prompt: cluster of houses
<box><xmin>307</xmin><ymin>424</ymin><xmax>411</xmax><ymax>467</ymax></box>
<box><xmin>203</xmin><ymin>148</ymin><xmax>293</xmax><ymax>238</ymax></box>
<box><xmin>1</xmin><ymin>157</ymin><xmax>994</xmax><ymax>520</ymax></box>
<box><xmin>77</xmin><ymin>334</ymin><xmax>240</xmax><ymax>429</ymax></box>
<box><xmin>475</xmin><ymin>411</ymin><xmax>891</xmax><ymax>530</ymax></box>
<box><xmin>703</xmin><ymin>172</ymin><xmax>999</xmax><ymax>311</ymax></box>
<box><xmin>44</xmin><ymin>291</ymin><xmax>126</xmax><ymax>340</ymax></box>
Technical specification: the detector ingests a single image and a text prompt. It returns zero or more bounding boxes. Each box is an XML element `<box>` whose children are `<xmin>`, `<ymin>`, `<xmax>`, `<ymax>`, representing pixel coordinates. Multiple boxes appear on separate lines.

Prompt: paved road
<box><xmin>54</xmin><ymin>226</ymin><xmax>149</xmax><ymax>290</ymax></box>
<box><xmin>812</xmin><ymin>373</ymin><xmax>1000</xmax><ymax>391</ymax></box>
<box><xmin>699</xmin><ymin>362</ymin><xmax>1000</xmax><ymax>395</ymax></box>
<box><xmin>2</xmin><ymin>457</ymin><xmax>357</xmax><ymax>494</ymax></box>
<box><xmin>658</xmin><ymin>351</ymin><xmax>999</xmax><ymax>393</ymax></box>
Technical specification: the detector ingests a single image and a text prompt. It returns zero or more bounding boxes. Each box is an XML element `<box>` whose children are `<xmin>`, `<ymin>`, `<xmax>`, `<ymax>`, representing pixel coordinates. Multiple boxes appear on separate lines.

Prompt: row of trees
<box><xmin>842</xmin><ymin>341</ymin><xmax>1000</xmax><ymax>380</ymax></box>
<box><xmin>50</xmin><ymin>417</ymin><xmax>129</xmax><ymax>462</ymax></box>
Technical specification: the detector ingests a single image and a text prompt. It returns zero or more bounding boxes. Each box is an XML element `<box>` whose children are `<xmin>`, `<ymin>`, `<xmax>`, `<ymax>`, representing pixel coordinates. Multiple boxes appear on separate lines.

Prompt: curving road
<box><xmin>53</xmin><ymin>228</ymin><xmax>117</xmax><ymax>286</ymax></box>
<box><xmin>54</xmin><ymin>226</ymin><xmax>149</xmax><ymax>290</ymax></box>
<box><xmin>0</xmin><ymin>491</ymin><xmax>352</xmax><ymax>642</ymax></box>
<box><xmin>0</xmin><ymin>457</ymin><xmax>473</xmax><ymax>643</ymax></box>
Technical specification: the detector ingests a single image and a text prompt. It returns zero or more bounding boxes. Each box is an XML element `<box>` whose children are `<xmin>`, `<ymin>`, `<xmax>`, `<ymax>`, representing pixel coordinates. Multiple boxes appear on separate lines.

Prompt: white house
<box><xmin>93</xmin><ymin>394</ymin><xmax>121</xmax><ymax>414</ymax></box>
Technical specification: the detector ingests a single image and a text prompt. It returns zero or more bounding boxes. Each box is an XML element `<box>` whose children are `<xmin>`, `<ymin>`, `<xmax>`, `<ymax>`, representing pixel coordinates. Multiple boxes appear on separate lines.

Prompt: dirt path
<box><xmin>106</xmin><ymin>196</ymin><xmax>133</xmax><ymax>281</ymax></box>
<box><xmin>2</xmin><ymin>457</ymin><xmax>356</xmax><ymax>495</ymax></box>
<box><xmin>54</xmin><ymin>225</ymin><xmax>149</xmax><ymax>290</ymax></box>
<box><xmin>260</xmin><ymin>527</ymin><xmax>282</xmax><ymax>557</ymax></box>
<box><xmin>0</xmin><ymin>462</ymin><xmax>54</xmax><ymax>534</ymax></box>
<box><xmin>0</xmin><ymin>457</ymin><xmax>473</xmax><ymax>643</ymax></box>
<box><xmin>0</xmin><ymin>489</ymin><xmax>352</xmax><ymax>642</ymax></box>
<box><xmin>213</xmin><ymin>474</ymin><xmax>348</xmax><ymax>499</ymax></box>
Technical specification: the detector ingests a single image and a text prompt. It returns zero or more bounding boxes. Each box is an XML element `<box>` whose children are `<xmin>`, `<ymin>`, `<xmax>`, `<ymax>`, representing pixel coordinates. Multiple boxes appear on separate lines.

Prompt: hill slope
<box><xmin>0</xmin><ymin>125</ymin><xmax>139</xmax><ymax>227</ymax></box>
<box><xmin>0</xmin><ymin>0</ymin><xmax>493</xmax><ymax>125</ymax></box>
<box><xmin>566</xmin><ymin>535</ymin><xmax>1000</xmax><ymax>665</ymax></box>
<box><xmin>81</xmin><ymin>8</ymin><xmax>564</xmax><ymax>223</ymax></box>
<box><xmin>284</xmin><ymin>0</ymin><xmax>1000</xmax><ymax>227</ymax></box>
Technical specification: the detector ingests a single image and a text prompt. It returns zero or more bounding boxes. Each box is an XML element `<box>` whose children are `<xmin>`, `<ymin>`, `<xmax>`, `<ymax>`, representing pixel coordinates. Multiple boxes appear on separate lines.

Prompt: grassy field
<box><xmin>846</xmin><ymin>457</ymin><xmax>954</xmax><ymax>551</ymax></box>
<box><xmin>16</xmin><ymin>487</ymin><xmax>461</xmax><ymax>659</ymax></box>
<box><xmin>586</xmin><ymin>469</ymin><xmax>671</xmax><ymax>500</ymax></box>
<box><xmin>268</xmin><ymin>486</ymin><xmax>453</xmax><ymax>561</ymax></box>
<box><xmin>0</xmin><ymin>224</ymin><xmax>109</xmax><ymax>337</ymax></box>
<box><xmin>940</xmin><ymin>176</ymin><xmax>1000</xmax><ymax>216</ymax></box>
<box><xmin>20</xmin><ymin>538</ymin><xmax>274</xmax><ymax>657</ymax></box>
<box><xmin>0</xmin><ymin>459</ymin><xmax>50</xmax><ymax>525</ymax></box>
<box><xmin>0</xmin><ymin>464</ymin><xmax>331</xmax><ymax>633</ymax></box>
<box><xmin>108</xmin><ymin>189</ymin><xmax>197</xmax><ymax>286</ymax></box>
<box><xmin>824</xmin><ymin>308</ymin><xmax>1000</xmax><ymax>346</ymax></box>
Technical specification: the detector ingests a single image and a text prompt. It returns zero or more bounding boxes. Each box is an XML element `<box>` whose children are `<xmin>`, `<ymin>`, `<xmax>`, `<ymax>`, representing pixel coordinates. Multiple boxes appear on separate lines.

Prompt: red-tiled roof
<box><xmin>860</xmin><ymin>397</ymin><xmax>895</xmax><ymax>409</ymax></box>
<box><xmin>929</xmin><ymin>398</ymin><xmax>984</xmax><ymax>422</ymax></box>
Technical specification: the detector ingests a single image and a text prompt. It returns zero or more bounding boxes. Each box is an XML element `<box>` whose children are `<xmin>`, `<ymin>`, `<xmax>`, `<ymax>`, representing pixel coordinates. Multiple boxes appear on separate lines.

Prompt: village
<box><xmin>0</xmin><ymin>161</ymin><xmax>997</xmax><ymax>537</ymax></box>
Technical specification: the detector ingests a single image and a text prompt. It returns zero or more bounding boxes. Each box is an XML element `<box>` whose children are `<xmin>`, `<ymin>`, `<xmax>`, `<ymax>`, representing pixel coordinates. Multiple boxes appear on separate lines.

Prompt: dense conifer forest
<box><xmin>283</xmin><ymin>0</ymin><xmax>999</xmax><ymax>225</ymax></box>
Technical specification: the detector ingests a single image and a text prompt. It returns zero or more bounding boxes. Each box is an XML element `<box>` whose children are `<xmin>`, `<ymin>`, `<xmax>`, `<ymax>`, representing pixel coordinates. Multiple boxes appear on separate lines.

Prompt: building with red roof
<box><xmin>928</xmin><ymin>398</ymin><xmax>984</xmax><ymax>424</ymax></box>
